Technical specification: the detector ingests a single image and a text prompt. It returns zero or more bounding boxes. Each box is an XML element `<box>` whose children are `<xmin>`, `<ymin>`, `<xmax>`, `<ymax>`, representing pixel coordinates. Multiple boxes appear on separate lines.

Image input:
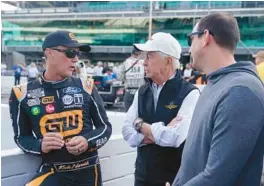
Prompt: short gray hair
<box><xmin>157</xmin><ymin>51</ymin><xmax>180</xmax><ymax>70</ymax></box>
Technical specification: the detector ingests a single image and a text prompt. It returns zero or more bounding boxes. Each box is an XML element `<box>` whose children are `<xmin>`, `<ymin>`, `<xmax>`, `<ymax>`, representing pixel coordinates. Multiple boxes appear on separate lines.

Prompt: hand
<box><xmin>41</xmin><ymin>133</ymin><xmax>64</xmax><ymax>154</ymax></box>
<box><xmin>165</xmin><ymin>182</ymin><xmax>170</xmax><ymax>186</ymax></box>
<box><xmin>66</xmin><ymin>136</ymin><xmax>88</xmax><ymax>156</ymax></box>
<box><xmin>167</xmin><ymin>116</ymin><xmax>183</xmax><ymax>128</ymax></box>
<box><xmin>142</xmin><ymin>136</ymin><xmax>154</xmax><ymax>144</ymax></box>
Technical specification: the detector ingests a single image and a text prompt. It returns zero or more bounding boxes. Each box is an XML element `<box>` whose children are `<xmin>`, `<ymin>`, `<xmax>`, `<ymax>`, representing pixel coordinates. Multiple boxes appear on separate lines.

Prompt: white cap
<box><xmin>134</xmin><ymin>32</ymin><xmax>182</xmax><ymax>59</ymax></box>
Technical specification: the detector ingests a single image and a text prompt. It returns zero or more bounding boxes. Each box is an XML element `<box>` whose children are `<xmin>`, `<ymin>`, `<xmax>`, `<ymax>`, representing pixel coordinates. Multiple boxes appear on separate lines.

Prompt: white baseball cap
<box><xmin>134</xmin><ymin>32</ymin><xmax>182</xmax><ymax>59</ymax></box>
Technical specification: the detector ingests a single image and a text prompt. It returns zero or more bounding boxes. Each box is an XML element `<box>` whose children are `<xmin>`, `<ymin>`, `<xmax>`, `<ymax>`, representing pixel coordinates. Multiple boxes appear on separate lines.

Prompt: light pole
<box><xmin>148</xmin><ymin>1</ymin><xmax>153</xmax><ymax>39</ymax></box>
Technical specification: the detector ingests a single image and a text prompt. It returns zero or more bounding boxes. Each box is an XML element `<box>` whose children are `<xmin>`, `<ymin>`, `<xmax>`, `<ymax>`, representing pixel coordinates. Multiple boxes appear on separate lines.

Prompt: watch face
<box><xmin>135</xmin><ymin>120</ymin><xmax>143</xmax><ymax>132</ymax></box>
<box><xmin>135</xmin><ymin>122</ymin><xmax>140</xmax><ymax>131</ymax></box>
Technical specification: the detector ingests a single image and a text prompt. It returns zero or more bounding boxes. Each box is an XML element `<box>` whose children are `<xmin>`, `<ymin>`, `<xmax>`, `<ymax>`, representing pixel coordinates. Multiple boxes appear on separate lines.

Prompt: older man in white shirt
<box><xmin>122</xmin><ymin>32</ymin><xmax>200</xmax><ymax>186</ymax></box>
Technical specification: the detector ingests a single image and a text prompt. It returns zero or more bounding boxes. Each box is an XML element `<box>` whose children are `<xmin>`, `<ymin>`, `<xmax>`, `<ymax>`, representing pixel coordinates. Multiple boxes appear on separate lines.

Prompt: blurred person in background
<box><xmin>183</xmin><ymin>63</ymin><xmax>194</xmax><ymax>82</ymax></box>
<box><xmin>12</xmin><ymin>63</ymin><xmax>25</xmax><ymax>85</ymax></box>
<box><xmin>183</xmin><ymin>63</ymin><xmax>201</xmax><ymax>84</ymax></box>
<box><xmin>75</xmin><ymin>60</ymin><xmax>88</xmax><ymax>79</ymax></box>
<box><xmin>120</xmin><ymin>46</ymin><xmax>145</xmax><ymax>111</ymax></box>
<box><xmin>113</xmin><ymin>62</ymin><xmax>122</xmax><ymax>79</ymax></box>
<box><xmin>85</xmin><ymin>60</ymin><xmax>94</xmax><ymax>77</ymax></box>
<box><xmin>253</xmin><ymin>50</ymin><xmax>264</xmax><ymax>83</ymax></box>
<box><xmin>102</xmin><ymin>67</ymin><xmax>117</xmax><ymax>90</ymax></box>
<box><xmin>102</xmin><ymin>62</ymin><xmax>109</xmax><ymax>74</ymax></box>
<box><xmin>93</xmin><ymin>61</ymin><xmax>103</xmax><ymax>76</ymax></box>
<box><xmin>27</xmin><ymin>62</ymin><xmax>39</xmax><ymax>82</ymax></box>
<box><xmin>1</xmin><ymin>62</ymin><xmax>7</xmax><ymax>76</ymax></box>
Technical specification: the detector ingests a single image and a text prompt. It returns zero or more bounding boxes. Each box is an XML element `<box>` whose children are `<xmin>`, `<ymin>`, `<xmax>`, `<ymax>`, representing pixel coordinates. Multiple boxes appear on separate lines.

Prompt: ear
<box><xmin>45</xmin><ymin>48</ymin><xmax>53</xmax><ymax>59</ymax></box>
<box><xmin>202</xmin><ymin>30</ymin><xmax>211</xmax><ymax>48</ymax></box>
<box><xmin>166</xmin><ymin>56</ymin><xmax>173</xmax><ymax>67</ymax></box>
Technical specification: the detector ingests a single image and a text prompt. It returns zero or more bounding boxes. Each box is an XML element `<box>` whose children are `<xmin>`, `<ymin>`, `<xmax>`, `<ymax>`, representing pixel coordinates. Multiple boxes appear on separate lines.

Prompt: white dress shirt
<box><xmin>122</xmin><ymin>82</ymin><xmax>200</xmax><ymax>148</ymax></box>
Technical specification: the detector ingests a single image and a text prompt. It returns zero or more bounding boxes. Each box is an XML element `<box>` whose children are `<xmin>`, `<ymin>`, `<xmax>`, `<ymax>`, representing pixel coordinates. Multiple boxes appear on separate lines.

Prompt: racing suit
<box><xmin>9</xmin><ymin>75</ymin><xmax>112</xmax><ymax>186</ymax></box>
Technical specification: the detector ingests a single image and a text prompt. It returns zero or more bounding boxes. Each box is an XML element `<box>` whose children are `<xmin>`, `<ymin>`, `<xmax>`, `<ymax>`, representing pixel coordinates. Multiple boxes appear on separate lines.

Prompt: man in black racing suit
<box><xmin>9</xmin><ymin>30</ymin><xmax>112</xmax><ymax>186</ymax></box>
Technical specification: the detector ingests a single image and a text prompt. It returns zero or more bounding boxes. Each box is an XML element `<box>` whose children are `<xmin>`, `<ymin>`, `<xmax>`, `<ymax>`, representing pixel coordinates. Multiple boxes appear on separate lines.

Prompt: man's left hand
<box><xmin>66</xmin><ymin>136</ymin><xmax>88</xmax><ymax>156</ymax></box>
<box><xmin>142</xmin><ymin>136</ymin><xmax>155</xmax><ymax>144</ymax></box>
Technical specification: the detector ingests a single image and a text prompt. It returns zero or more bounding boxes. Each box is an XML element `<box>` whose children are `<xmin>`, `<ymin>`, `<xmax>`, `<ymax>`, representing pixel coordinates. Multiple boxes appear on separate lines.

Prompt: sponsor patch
<box><xmin>96</xmin><ymin>137</ymin><xmax>108</xmax><ymax>147</ymax></box>
<box><xmin>31</xmin><ymin>106</ymin><xmax>40</xmax><ymax>116</ymax></box>
<box><xmin>53</xmin><ymin>156</ymin><xmax>98</xmax><ymax>172</ymax></box>
<box><xmin>62</xmin><ymin>95</ymin><xmax>73</xmax><ymax>105</ymax></box>
<box><xmin>27</xmin><ymin>98</ymin><xmax>41</xmax><ymax>107</ymax></box>
<box><xmin>42</xmin><ymin>96</ymin><xmax>54</xmax><ymax>104</ymax></box>
<box><xmin>27</xmin><ymin>88</ymin><xmax>45</xmax><ymax>98</ymax></box>
<box><xmin>46</xmin><ymin>104</ymin><xmax>55</xmax><ymax>114</ymax></box>
<box><xmin>57</xmin><ymin>160</ymin><xmax>89</xmax><ymax>171</ymax></box>
<box><xmin>13</xmin><ymin>84</ymin><xmax>26</xmax><ymax>101</ymax></box>
<box><xmin>64</xmin><ymin>105</ymin><xmax>82</xmax><ymax>109</ymax></box>
<box><xmin>69</xmin><ymin>32</ymin><xmax>77</xmax><ymax>40</ymax></box>
<box><xmin>39</xmin><ymin>110</ymin><xmax>83</xmax><ymax>137</ymax></box>
<box><xmin>74</xmin><ymin>94</ymin><xmax>83</xmax><ymax>104</ymax></box>
<box><xmin>63</xmin><ymin>87</ymin><xmax>81</xmax><ymax>94</ymax></box>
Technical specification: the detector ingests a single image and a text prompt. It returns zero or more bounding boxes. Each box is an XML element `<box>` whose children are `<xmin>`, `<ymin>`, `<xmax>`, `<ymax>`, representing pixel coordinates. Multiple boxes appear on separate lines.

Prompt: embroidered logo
<box><xmin>165</xmin><ymin>102</ymin><xmax>178</xmax><ymax>110</ymax></box>
<box><xmin>46</xmin><ymin>104</ymin><xmax>55</xmax><ymax>114</ymax></box>
<box><xmin>63</xmin><ymin>87</ymin><xmax>81</xmax><ymax>94</ymax></box>
<box><xmin>27</xmin><ymin>98</ymin><xmax>41</xmax><ymax>107</ymax></box>
<box><xmin>42</xmin><ymin>96</ymin><xmax>54</xmax><ymax>104</ymax></box>
<box><xmin>31</xmin><ymin>106</ymin><xmax>40</xmax><ymax>116</ymax></box>
<box><xmin>69</xmin><ymin>32</ymin><xmax>77</xmax><ymax>40</ymax></box>
<box><xmin>62</xmin><ymin>95</ymin><xmax>73</xmax><ymax>105</ymax></box>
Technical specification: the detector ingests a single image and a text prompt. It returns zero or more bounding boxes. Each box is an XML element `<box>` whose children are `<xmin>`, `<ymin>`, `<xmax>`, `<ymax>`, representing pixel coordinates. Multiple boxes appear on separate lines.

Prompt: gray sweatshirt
<box><xmin>172</xmin><ymin>61</ymin><xmax>264</xmax><ymax>186</ymax></box>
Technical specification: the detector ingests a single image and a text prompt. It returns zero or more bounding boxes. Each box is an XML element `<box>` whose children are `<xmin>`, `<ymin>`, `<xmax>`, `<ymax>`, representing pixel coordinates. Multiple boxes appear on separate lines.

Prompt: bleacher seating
<box><xmin>2</xmin><ymin>2</ymin><xmax>264</xmax><ymax>48</ymax></box>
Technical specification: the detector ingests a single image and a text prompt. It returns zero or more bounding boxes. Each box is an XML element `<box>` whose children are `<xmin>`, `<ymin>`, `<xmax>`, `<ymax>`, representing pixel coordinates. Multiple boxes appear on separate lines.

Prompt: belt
<box><xmin>51</xmin><ymin>155</ymin><xmax>99</xmax><ymax>172</ymax></box>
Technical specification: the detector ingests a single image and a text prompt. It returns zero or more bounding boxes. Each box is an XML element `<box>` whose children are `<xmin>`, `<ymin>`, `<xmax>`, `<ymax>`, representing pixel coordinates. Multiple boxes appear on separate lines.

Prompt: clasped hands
<box><xmin>41</xmin><ymin>133</ymin><xmax>88</xmax><ymax>156</ymax></box>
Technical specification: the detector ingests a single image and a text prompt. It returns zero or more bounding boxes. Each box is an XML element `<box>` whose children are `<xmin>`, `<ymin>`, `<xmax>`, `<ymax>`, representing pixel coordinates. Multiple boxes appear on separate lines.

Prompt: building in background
<box><xmin>1</xmin><ymin>1</ymin><xmax>264</xmax><ymax>68</ymax></box>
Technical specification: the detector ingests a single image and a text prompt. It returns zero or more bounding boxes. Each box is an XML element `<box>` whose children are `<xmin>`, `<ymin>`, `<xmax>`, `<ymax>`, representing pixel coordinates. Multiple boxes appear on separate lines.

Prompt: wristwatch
<box><xmin>134</xmin><ymin>118</ymin><xmax>144</xmax><ymax>132</ymax></box>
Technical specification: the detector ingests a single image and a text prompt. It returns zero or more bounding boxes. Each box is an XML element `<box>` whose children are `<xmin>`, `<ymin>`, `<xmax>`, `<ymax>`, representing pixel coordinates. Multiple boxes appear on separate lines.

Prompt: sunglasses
<box><xmin>51</xmin><ymin>48</ymin><xmax>82</xmax><ymax>59</ymax></box>
<box><xmin>186</xmin><ymin>30</ymin><xmax>214</xmax><ymax>46</ymax></box>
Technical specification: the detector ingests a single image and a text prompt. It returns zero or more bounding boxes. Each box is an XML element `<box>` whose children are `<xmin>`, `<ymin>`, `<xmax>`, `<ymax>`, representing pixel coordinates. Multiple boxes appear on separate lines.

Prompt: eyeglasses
<box><xmin>186</xmin><ymin>30</ymin><xmax>214</xmax><ymax>46</ymax></box>
<box><xmin>51</xmin><ymin>48</ymin><xmax>82</xmax><ymax>59</ymax></box>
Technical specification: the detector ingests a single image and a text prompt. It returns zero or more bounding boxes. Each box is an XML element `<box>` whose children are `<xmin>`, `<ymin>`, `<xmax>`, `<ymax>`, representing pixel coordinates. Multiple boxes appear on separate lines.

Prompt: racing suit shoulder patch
<box><xmin>81</xmin><ymin>78</ymin><xmax>94</xmax><ymax>95</ymax></box>
<box><xmin>12</xmin><ymin>83</ymin><xmax>27</xmax><ymax>102</ymax></box>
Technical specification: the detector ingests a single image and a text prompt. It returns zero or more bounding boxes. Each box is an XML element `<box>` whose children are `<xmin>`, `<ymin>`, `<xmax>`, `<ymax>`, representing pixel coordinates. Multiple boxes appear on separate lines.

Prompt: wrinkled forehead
<box><xmin>192</xmin><ymin>22</ymin><xmax>200</xmax><ymax>33</ymax></box>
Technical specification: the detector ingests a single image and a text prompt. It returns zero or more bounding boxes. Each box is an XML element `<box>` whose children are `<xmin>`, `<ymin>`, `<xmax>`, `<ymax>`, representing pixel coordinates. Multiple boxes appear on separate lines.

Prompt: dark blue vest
<box><xmin>136</xmin><ymin>71</ymin><xmax>197</xmax><ymax>184</ymax></box>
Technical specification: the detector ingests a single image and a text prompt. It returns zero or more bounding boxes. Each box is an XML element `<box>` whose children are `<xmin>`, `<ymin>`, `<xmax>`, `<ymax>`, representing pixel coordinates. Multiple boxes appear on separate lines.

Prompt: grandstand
<box><xmin>1</xmin><ymin>1</ymin><xmax>264</xmax><ymax>67</ymax></box>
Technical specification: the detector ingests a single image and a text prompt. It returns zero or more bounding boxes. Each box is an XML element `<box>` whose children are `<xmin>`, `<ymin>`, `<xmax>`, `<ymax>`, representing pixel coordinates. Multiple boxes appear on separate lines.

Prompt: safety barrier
<box><xmin>1</xmin><ymin>135</ymin><xmax>137</xmax><ymax>186</ymax></box>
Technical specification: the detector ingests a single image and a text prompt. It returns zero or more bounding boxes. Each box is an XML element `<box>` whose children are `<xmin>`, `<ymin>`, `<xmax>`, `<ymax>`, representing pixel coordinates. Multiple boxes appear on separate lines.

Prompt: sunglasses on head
<box><xmin>186</xmin><ymin>30</ymin><xmax>214</xmax><ymax>46</ymax></box>
<box><xmin>51</xmin><ymin>48</ymin><xmax>82</xmax><ymax>59</ymax></box>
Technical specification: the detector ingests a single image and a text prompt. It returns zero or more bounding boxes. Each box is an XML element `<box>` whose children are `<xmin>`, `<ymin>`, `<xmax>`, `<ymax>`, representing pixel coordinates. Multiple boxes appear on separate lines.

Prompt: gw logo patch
<box><xmin>42</xmin><ymin>96</ymin><xmax>54</xmax><ymax>104</ymax></box>
<box><xmin>39</xmin><ymin>110</ymin><xmax>83</xmax><ymax>137</ymax></box>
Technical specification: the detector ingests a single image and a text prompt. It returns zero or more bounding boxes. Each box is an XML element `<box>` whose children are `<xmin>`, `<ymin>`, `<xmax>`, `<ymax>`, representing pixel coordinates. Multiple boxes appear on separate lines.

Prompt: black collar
<box><xmin>40</xmin><ymin>71</ymin><xmax>71</xmax><ymax>89</ymax></box>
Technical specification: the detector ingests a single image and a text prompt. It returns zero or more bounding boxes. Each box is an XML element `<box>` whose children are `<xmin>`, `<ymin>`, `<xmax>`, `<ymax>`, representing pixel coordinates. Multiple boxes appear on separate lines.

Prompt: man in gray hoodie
<box><xmin>170</xmin><ymin>13</ymin><xmax>264</xmax><ymax>186</ymax></box>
